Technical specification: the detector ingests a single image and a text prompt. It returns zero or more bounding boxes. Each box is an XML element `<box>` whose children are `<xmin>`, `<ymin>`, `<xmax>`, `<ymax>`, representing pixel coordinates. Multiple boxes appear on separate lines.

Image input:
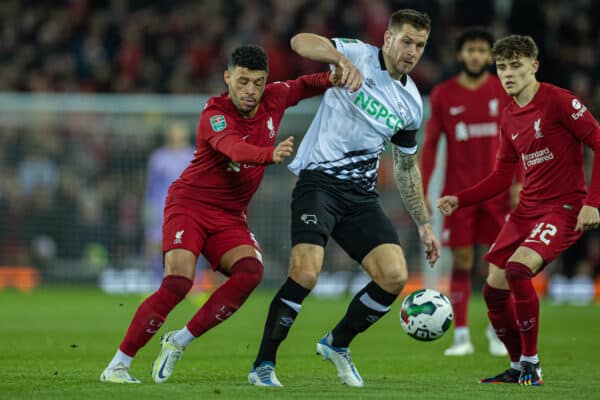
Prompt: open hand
<box><xmin>418</xmin><ymin>224</ymin><xmax>441</xmax><ymax>266</ymax></box>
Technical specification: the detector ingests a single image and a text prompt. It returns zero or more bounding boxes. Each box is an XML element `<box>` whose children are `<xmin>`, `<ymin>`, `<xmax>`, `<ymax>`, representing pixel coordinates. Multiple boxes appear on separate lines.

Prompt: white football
<box><xmin>400</xmin><ymin>288</ymin><xmax>453</xmax><ymax>341</ymax></box>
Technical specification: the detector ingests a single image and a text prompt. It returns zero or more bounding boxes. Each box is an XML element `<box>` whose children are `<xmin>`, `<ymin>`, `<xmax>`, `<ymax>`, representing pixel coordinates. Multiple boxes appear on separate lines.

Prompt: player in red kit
<box><xmin>100</xmin><ymin>44</ymin><xmax>362</xmax><ymax>384</ymax></box>
<box><xmin>420</xmin><ymin>28</ymin><xmax>512</xmax><ymax>357</ymax></box>
<box><xmin>438</xmin><ymin>35</ymin><xmax>600</xmax><ymax>386</ymax></box>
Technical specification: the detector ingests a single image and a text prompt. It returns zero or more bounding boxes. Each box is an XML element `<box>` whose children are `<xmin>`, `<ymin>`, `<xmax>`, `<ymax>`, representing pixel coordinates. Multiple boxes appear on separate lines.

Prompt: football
<box><xmin>400</xmin><ymin>288</ymin><xmax>453</xmax><ymax>341</ymax></box>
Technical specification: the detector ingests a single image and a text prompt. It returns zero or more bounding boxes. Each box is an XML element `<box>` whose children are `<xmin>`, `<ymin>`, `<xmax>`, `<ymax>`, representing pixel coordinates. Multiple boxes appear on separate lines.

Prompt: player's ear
<box><xmin>224</xmin><ymin>69</ymin><xmax>231</xmax><ymax>86</ymax></box>
<box><xmin>531</xmin><ymin>59</ymin><xmax>539</xmax><ymax>74</ymax></box>
<box><xmin>383</xmin><ymin>30</ymin><xmax>393</xmax><ymax>50</ymax></box>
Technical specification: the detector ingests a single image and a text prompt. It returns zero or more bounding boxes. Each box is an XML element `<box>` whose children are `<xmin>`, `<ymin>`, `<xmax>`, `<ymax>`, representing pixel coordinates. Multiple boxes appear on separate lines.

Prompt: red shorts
<box><xmin>484</xmin><ymin>206</ymin><xmax>582</xmax><ymax>270</ymax></box>
<box><xmin>442</xmin><ymin>197</ymin><xmax>508</xmax><ymax>248</ymax></box>
<box><xmin>162</xmin><ymin>191</ymin><xmax>262</xmax><ymax>270</ymax></box>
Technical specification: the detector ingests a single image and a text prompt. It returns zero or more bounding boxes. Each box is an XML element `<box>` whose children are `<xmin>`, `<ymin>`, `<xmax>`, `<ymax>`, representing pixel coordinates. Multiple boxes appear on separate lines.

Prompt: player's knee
<box><xmin>289</xmin><ymin>267</ymin><xmax>319</xmax><ymax>289</ymax></box>
<box><xmin>453</xmin><ymin>254</ymin><xmax>473</xmax><ymax>270</ymax></box>
<box><xmin>231</xmin><ymin>257</ymin><xmax>264</xmax><ymax>292</ymax></box>
<box><xmin>372</xmin><ymin>266</ymin><xmax>407</xmax><ymax>294</ymax></box>
<box><xmin>161</xmin><ymin>275</ymin><xmax>194</xmax><ymax>305</ymax></box>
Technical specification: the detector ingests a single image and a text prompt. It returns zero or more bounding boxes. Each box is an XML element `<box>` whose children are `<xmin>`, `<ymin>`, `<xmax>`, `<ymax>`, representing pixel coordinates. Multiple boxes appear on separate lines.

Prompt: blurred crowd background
<box><xmin>0</xmin><ymin>0</ymin><xmax>598</xmax><ymax>103</ymax></box>
<box><xmin>0</xmin><ymin>0</ymin><xmax>599</xmax><ymax>299</ymax></box>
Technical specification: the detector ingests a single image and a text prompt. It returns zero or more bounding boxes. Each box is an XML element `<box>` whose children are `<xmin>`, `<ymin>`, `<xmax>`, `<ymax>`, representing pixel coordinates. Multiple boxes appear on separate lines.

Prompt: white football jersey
<box><xmin>288</xmin><ymin>38</ymin><xmax>424</xmax><ymax>192</ymax></box>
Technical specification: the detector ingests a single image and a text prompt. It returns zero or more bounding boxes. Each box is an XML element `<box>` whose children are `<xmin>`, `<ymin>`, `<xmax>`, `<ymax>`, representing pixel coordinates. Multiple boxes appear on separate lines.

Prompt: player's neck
<box><xmin>457</xmin><ymin>71</ymin><xmax>489</xmax><ymax>90</ymax></box>
<box><xmin>514</xmin><ymin>80</ymin><xmax>540</xmax><ymax>107</ymax></box>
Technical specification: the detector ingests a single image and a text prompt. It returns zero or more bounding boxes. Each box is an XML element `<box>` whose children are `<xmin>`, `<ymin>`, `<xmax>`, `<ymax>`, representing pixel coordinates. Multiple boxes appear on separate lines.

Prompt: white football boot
<box><xmin>316</xmin><ymin>333</ymin><xmax>364</xmax><ymax>387</ymax></box>
<box><xmin>100</xmin><ymin>362</ymin><xmax>141</xmax><ymax>383</ymax></box>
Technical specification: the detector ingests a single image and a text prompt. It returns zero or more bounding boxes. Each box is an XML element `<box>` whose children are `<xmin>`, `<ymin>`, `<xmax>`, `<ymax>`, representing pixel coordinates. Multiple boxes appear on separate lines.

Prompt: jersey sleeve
<box><xmin>554</xmin><ymin>90</ymin><xmax>600</xmax><ymax>145</ymax></box>
<box><xmin>552</xmin><ymin>90</ymin><xmax>600</xmax><ymax>206</ymax></box>
<box><xmin>420</xmin><ymin>87</ymin><xmax>444</xmax><ymax>194</ymax></box>
<box><xmin>331</xmin><ymin>38</ymin><xmax>367</xmax><ymax>63</ymax></box>
<box><xmin>201</xmin><ymin>108</ymin><xmax>274</xmax><ymax>165</ymax></box>
<box><xmin>268</xmin><ymin>72</ymin><xmax>332</xmax><ymax>108</ymax></box>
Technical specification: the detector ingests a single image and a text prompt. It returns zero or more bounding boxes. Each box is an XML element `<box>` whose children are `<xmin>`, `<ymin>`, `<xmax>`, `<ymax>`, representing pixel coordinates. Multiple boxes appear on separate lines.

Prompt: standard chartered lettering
<box><xmin>521</xmin><ymin>147</ymin><xmax>555</xmax><ymax>169</ymax></box>
<box><xmin>354</xmin><ymin>91</ymin><xmax>404</xmax><ymax>130</ymax></box>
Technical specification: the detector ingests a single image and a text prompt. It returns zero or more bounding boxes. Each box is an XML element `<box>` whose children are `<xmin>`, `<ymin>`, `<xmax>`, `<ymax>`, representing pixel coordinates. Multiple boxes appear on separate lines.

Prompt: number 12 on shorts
<box><xmin>526</xmin><ymin>222</ymin><xmax>557</xmax><ymax>245</ymax></box>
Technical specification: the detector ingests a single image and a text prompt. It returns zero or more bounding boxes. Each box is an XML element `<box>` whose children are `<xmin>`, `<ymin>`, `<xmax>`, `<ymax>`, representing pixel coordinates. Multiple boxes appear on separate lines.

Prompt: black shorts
<box><xmin>291</xmin><ymin>170</ymin><xmax>401</xmax><ymax>263</ymax></box>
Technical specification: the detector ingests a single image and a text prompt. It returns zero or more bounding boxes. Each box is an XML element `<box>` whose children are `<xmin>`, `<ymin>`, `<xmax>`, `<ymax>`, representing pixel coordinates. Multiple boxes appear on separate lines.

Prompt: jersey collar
<box><xmin>379</xmin><ymin>49</ymin><xmax>407</xmax><ymax>86</ymax></box>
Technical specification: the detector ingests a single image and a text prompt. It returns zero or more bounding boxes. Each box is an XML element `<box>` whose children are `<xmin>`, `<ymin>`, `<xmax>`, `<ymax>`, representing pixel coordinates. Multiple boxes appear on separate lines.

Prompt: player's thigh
<box><xmin>517</xmin><ymin>210</ymin><xmax>582</xmax><ymax>274</ymax></box>
<box><xmin>333</xmin><ymin>202</ymin><xmax>401</xmax><ymax>265</ymax></box>
<box><xmin>204</xmin><ymin>226</ymin><xmax>263</xmax><ymax>276</ymax></box>
<box><xmin>290</xmin><ymin>184</ymin><xmax>340</xmax><ymax>248</ymax></box>
<box><xmin>483</xmin><ymin>212</ymin><xmax>533</xmax><ymax>269</ymax></box>
<box><xmin>163</xmin><ymin>213</ymin><xmax>206</xmax><ymax>279</ymax></box>
<box><xmin>442</xmin><ymin>206</ymin><xmax>476</xmax><ymax>247</ymax></box>
<box><xmin>361</xmin><ymin>243</ymin><xmax>407</xmax><ymax>294</ymax></box>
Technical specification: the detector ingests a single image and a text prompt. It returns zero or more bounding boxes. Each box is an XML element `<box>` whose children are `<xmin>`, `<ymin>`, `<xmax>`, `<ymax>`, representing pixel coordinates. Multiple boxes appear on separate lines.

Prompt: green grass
<box><xmin>1</xmin><ymin>287</ymin><xmax>599</xmax><ymax>400</ymax></box>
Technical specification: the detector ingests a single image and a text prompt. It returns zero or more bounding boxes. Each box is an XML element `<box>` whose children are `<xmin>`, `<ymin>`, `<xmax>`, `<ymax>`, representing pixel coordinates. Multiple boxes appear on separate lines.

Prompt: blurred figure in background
<box><xmin>420</xmin><ymin>27</ymin><xmax>514</xmax><ymax>357</ymax></box>
<box><xmin>143</xmin><ymin>121</ymin><xmax>195</xmax><ymax>282</ymax></box>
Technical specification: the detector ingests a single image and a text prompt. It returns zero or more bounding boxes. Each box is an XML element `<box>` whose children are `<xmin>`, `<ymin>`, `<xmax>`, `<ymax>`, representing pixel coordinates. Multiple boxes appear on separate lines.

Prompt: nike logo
<box><xmin>157</xmin><ymin>359</ymin><xmax>168</xmax><ymax>379</ymax></box>
<box><xmin>524</xmin><ymin>239</ymin><xmax>541</xmax><ymax>244</ymax></box>
<box><xmin>449</xmin><ymin>106</ymin><xmax>466</xmax><ymax>116</ymax></box>
<box><xmin>511</xmin><ymin>133</ymin><xmax>519</xmax><ymax>140</ymax></box>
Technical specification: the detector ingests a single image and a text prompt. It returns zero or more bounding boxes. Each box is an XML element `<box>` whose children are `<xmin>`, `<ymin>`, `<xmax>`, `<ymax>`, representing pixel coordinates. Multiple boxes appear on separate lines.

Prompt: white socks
<box><xmin>107</xmin><ymin>349</ymin><xmax>133</xmax><ymax>369</ymax></box>
<box><xmin>453</xmin><ymin>326</ymin><xmax>470</xmax><ymax>343</ymax></box>
<box><xmin>173</xmin><ymin>326</ymin><xmax>195</xmax><ymax>347</ymax></box>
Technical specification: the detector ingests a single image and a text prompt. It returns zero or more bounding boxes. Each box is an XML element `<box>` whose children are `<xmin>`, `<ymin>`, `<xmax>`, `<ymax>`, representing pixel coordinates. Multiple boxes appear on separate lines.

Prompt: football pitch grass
<box><xmin>1</xmin><ymin>287</ymin><xmax>599</xmax><ymax>400</ymax></box>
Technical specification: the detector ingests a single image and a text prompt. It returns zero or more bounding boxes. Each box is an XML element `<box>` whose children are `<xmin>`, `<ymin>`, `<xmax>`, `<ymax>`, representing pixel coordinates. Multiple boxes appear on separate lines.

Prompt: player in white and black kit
<box><xmin>249</xmin><ymin>9</ymin><xmax>441</xmax><ymax>388</ymax></box>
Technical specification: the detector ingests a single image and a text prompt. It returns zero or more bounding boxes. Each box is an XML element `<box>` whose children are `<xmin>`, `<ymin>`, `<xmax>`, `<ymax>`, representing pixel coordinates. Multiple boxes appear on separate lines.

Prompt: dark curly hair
<box><xmin>456</xmin><ymin>27</ymin><xmax>494</xmax><ymax>52</ymax></box>
<box><xmin>227</xmin><ymin>45</ymin><xmax>268</xmax><ymax>71</ymax></box>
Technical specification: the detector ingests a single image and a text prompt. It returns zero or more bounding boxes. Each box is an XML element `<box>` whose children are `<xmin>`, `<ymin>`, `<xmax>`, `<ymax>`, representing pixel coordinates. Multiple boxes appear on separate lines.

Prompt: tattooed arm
<box><xmin>392</xmin><ymin>147</ymin><xmax>430</xmax><ymax>225</ymax></box>
<box><xmin>392</xmin><ymin>146</ymin><xmax>441</xmax><ymax>265</ymax></box>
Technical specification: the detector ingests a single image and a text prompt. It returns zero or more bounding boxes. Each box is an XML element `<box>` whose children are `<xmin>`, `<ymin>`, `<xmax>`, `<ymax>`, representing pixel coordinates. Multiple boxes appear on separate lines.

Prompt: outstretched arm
<box><xmin>392</xmin><ymin>147</ymin><xmax>440</xmax><ymax>266</ymax></box>
<box><xmin>290</xmin><ymin>33</ymin><xmax>362</xmax><ymax>92</ymax></box>
<box><xmin>437</xmin><ymin>158</ymin><xmax>517</xmax><ymax>216</ymax></box>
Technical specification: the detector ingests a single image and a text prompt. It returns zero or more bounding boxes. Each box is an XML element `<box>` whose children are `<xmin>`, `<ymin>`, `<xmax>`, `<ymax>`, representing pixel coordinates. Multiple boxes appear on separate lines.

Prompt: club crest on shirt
<box><xmin>488</xmin><ymin>98</ymin><xmax>499</xmax><ymax>117</ymax></box>
<box><xmin>267</xmin><ymin>116</ymin><xmax>276</xmax><ymax>138</ymax></box>
<box><xmin>534</xmin><ymin>118</ymin><xmax>543</xmax><ymax>139</ymax></box>
<box><xmin>210</xmin><ymin>115</ymin><xmax>227</xmax><ymax>132</ymax></box>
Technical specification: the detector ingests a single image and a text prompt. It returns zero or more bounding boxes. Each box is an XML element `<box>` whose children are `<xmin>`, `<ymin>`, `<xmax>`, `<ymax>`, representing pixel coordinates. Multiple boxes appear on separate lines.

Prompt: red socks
<box><xmin>505</xmin><ymin>261</ymin><xmax>539</xmax><ymax>357</ymax></box>
<box><xmin>449</xmin><ymin>269</ymin><xmax>471</xmax><ymax>328</ymax></box>
<box><xmin>119</xmin><ymin>275</ymin><xmax>192</xmax><ymax>356</ymax></box>
<box><xmin>483</xmin><ymin>283</ymin><xmax>522</xmax><ymax>362</ymax></box>
<box><xmin>186</xmin><ymin>257</ymin><xmax>263</xmax><ymax>337</ymax></box>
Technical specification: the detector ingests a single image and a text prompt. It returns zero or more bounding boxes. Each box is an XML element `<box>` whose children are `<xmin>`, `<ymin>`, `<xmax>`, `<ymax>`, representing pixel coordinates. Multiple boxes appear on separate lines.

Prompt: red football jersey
<box><xmin>497</xmin><ymin>83</ymin><xmax>600</xmax><ymax>212</ymax></box>
<box><xmin>421</xmin><ymin>74</ymin><xmax>511</xmax><ymax>195</ymax></box>
<box><xmin>171</xmin><ymin>73</ymin><xmax>330</xmax><ymax>213</ymax></box>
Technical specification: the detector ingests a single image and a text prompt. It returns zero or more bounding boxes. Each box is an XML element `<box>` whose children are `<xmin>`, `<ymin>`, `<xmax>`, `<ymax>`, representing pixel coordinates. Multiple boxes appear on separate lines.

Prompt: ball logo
<box><xmin>572</xmin><ymin>98</ymin><xmax>582</xmax><ymax>110</ymax></box>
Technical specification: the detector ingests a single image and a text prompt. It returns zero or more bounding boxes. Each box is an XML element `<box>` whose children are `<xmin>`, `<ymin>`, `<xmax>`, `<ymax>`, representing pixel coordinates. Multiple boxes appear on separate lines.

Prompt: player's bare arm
<box><xmin>290</xmin><ymin>33</ymin><xmax>362</xmax><ymax>92</ymax></box>
<box><xmin>392</xmin><ymin>146</ymin><xmax>441</xmax><ymax>265</ymax></box>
